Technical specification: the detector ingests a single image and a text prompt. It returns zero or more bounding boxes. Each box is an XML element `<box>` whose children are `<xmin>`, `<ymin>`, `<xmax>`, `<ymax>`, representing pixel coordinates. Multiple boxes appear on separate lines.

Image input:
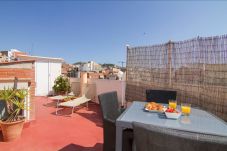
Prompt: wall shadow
<box><xmin>43</xmin><ymin>101</ymin><xmax>57</xmax><ymax>107</ymax></box>
<box><xmin>49</xmin><ymin>102</ymin><xmax>103</xmax><ymax>128</ymax></box>
<box><xmin>51</xmin><ymin>105</ymin><xmax>87</xmax><ymax>116</ymax></box>
<box><xmin>0</xmin><ymin>132</ymin><xmax>3</xmax><ymax>142</ymax></box>
<box><xmin>58</xmin><ymin>143</ymin><xmax>102</xmax><ymax>151</ymax></box>
<box><xmin>76</xmin><ymin>103</ymin><xmax>103</xmax><ymax>128</ymax></box>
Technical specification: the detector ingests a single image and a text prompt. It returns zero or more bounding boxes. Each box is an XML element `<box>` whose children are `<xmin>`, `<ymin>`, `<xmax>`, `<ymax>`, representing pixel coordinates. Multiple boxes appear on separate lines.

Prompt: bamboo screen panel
<box><xmin>126</xmin><ymin>35</ymin><xmax>227</xmax><ymax>121</ymax></box>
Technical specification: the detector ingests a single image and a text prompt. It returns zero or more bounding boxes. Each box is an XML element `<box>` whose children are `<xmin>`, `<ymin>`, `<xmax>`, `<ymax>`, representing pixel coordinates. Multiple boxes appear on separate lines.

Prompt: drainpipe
<box><xmin>13</xmin><ymin>77</ymin><xmax>18</xmax><ymax>90</ymax></box>
<box><xmin>48</xmin><ymin>61</ymin><xmax>50</xmax><ymax>95</ymax></box>
<box><xmin>121</xmin><ymin>81</ymin><xmax>124</xmax><ymax>108</ymax></box>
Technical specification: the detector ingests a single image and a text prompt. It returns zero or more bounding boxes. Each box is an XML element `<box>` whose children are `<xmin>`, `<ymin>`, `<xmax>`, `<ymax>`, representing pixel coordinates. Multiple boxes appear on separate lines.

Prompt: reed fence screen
<box><xmin>126</xmin><ymin>35</ymin><xmax>227</xmax><ymax>121</ymax></box>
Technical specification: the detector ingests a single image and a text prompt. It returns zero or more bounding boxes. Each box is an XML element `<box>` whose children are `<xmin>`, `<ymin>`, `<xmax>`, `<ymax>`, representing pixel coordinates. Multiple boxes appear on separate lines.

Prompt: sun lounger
<box><xmin>49</xmin><ymin>91</ymin><xmax>76</xmax><ymax>104</ymax></box>
<box><xmin>55</xmin><ymin>94</ymin><xmax>91</xmax><ymax>115</ymax></box>
<box><xmin>48</xmin><ymin>95</ymin><xmax>69</xmax><ymax>105</ymax></box>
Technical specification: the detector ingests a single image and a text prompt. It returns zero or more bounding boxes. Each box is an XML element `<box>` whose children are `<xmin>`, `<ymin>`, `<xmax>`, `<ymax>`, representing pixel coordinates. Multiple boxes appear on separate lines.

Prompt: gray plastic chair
<box><xmin>98</xmin><ymin>91</ymin><xmax>133</xmax><ymax>151</ymax></box>
<box><xmin>133</xmin><ymin>122</ymin><xmax>227</xmax><ymax>151</ymax></box>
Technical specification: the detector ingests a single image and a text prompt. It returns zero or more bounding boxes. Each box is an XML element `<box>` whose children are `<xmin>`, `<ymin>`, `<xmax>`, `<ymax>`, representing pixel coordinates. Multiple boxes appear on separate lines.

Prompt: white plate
<box><xmin>144</xmin><ymin>106</ymin><xmax>167</xmax><ymax>113</ymax></box>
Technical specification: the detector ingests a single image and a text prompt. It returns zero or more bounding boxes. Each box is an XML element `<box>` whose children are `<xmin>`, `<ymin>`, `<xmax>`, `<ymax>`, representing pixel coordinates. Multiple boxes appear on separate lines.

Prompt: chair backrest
<box><xmin>146</xmin><ymin>89</ymin><xmax>177</xmax><ymax>103</ymax></box>
<box><xmin>133</xmin><ymin>122</ymin><xmax>227</xmax><ymax>151</ymax></box>
<box><xmin>98</xmin><ymin>91</ymin><xmax>121</xmax><ymax>121</ymax></box>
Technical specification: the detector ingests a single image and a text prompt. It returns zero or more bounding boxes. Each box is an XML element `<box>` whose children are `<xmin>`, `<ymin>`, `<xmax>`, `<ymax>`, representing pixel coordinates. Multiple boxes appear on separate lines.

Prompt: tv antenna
<box><xmin>118</xmin><ymin>61</ymin><xmax>126</xmax><ymax>68</ymax></box>
<box><xmin>28</xmin><ymin>43</ymin><xmax>34</xmax><ymax>55</ymax></box>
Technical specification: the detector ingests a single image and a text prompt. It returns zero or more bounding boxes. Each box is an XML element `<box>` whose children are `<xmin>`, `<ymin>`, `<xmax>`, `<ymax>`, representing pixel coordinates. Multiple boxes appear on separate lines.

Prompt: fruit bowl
<box><xmin>165</xmin><ymin>112</ymin><xmax>181</xmax><ymax>119</ymax></box>
<box><xmin>165</xmin><ymin>108</ymin><xmax>181</xmax><ymax>119</ymax></box>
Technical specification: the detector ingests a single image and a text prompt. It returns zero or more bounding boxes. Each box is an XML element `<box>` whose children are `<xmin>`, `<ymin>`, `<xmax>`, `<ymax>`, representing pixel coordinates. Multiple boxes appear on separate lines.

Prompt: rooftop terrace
<box><xmin>0</xmin><ymin>97</ymin><xmax>103</xmax><ymax>151</ymax></box>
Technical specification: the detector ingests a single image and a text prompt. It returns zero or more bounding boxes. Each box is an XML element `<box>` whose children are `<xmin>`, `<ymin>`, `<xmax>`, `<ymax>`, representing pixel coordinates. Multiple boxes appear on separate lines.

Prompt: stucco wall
<box><xmin>93</xmin><ymin>79</ymin><xmax>126</xmax><ymax>106</ymax></box>
<box><xmin>70</xmin><ymin>78</ymin><xmax>126</xmax><ymax>106</ymax></box>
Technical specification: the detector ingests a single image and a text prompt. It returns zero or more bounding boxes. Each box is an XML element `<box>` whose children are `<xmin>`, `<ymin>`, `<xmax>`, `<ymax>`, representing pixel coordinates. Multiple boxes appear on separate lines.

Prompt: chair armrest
<box><xmin>120</xmin><ymin>108</ymin><xmax>126</xmax><ymax>113</ymax></box>
<box><xmin>104</xmin><ymin>118</ymin><xmax>115</xmax><ymax>124</ymax></box>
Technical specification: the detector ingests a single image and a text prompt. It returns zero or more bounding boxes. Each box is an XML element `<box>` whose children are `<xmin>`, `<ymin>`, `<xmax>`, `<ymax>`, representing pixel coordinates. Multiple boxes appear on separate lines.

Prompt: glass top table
<box><xmin>115</xmin><ymin>101</ymin><xmax>227</xmax><ymax>151</ymax></box>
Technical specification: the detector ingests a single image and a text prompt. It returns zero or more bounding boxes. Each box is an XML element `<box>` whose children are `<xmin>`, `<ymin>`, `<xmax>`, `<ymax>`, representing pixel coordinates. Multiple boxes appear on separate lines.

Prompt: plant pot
<box><xmin>0</xmin><ymin>119</ymin><xmax>25</xmax><ymax>142</ymax></box>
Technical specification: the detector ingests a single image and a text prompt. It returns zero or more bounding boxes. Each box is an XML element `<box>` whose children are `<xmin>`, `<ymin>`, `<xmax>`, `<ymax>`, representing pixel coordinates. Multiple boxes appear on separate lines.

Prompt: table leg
<box><xmin>57</xmin><ymin>99</ymin><xmax>60</xmax><ymax>106</ymax></box>
<box><xmin>55</xmin><ymin>99</ymin><xmax>60</xmax><ymax>115</ymax></box>
<box><xmin>116</xmin><ymin>126</ymin><xmax>123</xmax><ymax>151</ymax></box>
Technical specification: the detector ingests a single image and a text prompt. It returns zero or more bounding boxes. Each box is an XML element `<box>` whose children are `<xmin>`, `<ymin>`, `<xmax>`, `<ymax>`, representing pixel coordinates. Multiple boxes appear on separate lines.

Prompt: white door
<box><xmin>35</xmin><ymin>61</ymin><xmax>62</xmax><ymax>96</ymax></box>
<box><xmin>35</xmin><ymin>62</ymin><xmax>49</xmax><ymax>96</ymax></box>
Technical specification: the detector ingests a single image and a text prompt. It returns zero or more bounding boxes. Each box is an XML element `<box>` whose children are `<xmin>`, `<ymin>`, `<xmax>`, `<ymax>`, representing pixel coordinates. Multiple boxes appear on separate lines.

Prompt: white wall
<box><xmin>0</xmin><ymin>82</ymin><xmax>28</xmax><ymax>89</ymax></box>
<box><xmin>48</xmin><ymin>62</ymin><xmax>62</xmax><ymax>95</ymax></box>
<box><xmin>81</xmin><ymin>63</ymin><xmax>91</xmax><ymax>71</ymax></box>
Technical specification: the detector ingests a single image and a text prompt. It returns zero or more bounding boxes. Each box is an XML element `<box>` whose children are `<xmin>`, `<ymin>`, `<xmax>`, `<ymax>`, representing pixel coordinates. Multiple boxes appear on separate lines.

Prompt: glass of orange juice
<box><xmin>169</xmin><ymin>100</ymin><xmax>177</xmax><ymax>109</ymax></box>
<box><xmin>181</xmin><ymin>103</ymin><xmax>191</xmax><ymax>115</ymax></box>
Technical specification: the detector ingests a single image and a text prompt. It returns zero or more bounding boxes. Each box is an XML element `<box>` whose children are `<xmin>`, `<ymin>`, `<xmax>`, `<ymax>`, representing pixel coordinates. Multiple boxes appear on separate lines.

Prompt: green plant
<box><xmin>0</xmin><ymin>88</ymin><xmax>28</xmax><ymax>122</ymax></box>
<box><xmin>52</xmin><ymin>75</ymin><xmax>71</xmax><ymax>94</ymax></box>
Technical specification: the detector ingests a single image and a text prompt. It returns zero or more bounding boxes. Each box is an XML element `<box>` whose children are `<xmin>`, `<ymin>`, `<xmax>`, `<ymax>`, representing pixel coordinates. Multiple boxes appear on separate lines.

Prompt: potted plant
<box><xmin>53</xmin><ymin>75</ymin><xmax>71</xmax><ymax>95</ymax></box>
<box><xmin>0</xmin><ymin>88</ymin><xmax>28</xmax><ymax>142</ymax></box>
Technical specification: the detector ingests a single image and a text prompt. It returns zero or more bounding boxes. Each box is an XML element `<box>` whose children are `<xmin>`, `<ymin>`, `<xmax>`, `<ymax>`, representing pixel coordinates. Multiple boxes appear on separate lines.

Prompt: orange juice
<box><xmin>169</xmin><ymin>100</ymin><xmax>177</xmax><ymax>109</ymax></box>
<box><xmin>181</xmin><ymin>104</ymin><xmax>191</xmax><ymax>115</ymax></box>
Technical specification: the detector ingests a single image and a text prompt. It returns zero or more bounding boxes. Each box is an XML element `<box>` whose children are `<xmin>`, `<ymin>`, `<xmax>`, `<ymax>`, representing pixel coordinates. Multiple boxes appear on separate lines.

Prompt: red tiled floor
<box><xmin>0</xmin><ymin>97</ymin><xmax>103</xmax><ymax>151</ymax></box>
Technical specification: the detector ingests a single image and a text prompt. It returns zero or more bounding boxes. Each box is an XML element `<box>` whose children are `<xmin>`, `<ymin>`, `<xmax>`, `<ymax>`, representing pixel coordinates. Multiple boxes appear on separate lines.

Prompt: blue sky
<box><xmin>0</xmin><ymin>1</ymin><xmax>227</xmax><ymax>65</ymax></box>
